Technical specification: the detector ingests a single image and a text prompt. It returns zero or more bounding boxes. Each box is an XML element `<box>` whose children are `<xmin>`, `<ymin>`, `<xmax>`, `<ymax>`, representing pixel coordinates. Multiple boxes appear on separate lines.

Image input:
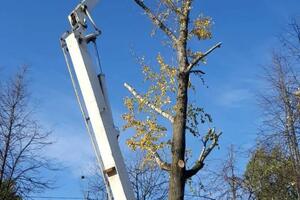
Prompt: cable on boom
<box><xmin>60</xmin><ymin>38</ymin><xmax>113</xmax><ymax>200</ymax></box>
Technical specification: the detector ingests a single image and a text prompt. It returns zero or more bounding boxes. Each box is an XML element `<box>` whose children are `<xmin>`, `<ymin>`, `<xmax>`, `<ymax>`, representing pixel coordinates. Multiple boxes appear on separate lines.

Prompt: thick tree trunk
<box><xmin>169</xmin><ymin>3</ymin><xmax>190</xmax><ymax>196</ymax></box>
<box><xmin>169</xmin><ymin>72</ymin><xmax>189</xmax><ymax>200</ymax></box>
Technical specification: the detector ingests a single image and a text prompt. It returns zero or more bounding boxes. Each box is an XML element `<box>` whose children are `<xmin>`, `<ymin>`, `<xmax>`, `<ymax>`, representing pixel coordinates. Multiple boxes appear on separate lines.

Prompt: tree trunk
<box><xmin>169</xmin><ymin>3</ymin><xmax>190</xmax><ymax>196</ymax></box>
<box><xmin>169</xmin><ymin>72</ymin><xmax>189</xmax><ymax>200</ymax></box>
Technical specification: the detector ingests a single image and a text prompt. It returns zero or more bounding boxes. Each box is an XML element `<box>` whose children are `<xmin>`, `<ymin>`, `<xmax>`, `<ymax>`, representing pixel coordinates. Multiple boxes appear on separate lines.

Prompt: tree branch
<box><xmin>124</xmin><ymin>83</ymin><xmax>174</xmax><ymax>123</ymax></box>
<box><xmin>190</xmin><ymin>70</ymin><xmax>205</xmax><ymax>75</ymax></box>
<box><xmin>162</xmin><ymin>0</ymin><xmax>183</xmax><ymax>16</ymax></box>
<box><xmin>149</xmin><ymin>149</ymin><xmax>171</xmax><ymax>171</ymax></box>
<box><xmin>185</xmin><ymin>129</ymin><xmax>222</xmax><ymax>179</ymax></box>
<box><xmin>133</xmin><ymin>0</ymin><xmax>177</xmax><ymax>43</ymax></box>
<box><xmin>186</xmin><ymin>42</ymin><xmax>222</xmax><ymax>72</ymax></box>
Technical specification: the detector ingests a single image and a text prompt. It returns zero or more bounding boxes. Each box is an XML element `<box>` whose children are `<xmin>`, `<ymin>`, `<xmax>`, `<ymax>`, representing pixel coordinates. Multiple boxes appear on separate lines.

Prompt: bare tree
<box><xmin>128</xmin><ymin>158</ymin><xmax>169</xmax><ymax>200</ymax></box>
<box><xmin>84</xmin><ymin>155</ymin><xmax>168</xmax><ymax>200</ymax></box>
<box><xmin>0</xmin><ymin>67</ymin><xmax>55</xmax><ymax>199</ymax></box>
<box><xmin>80</xmin><ymin>166</ymin><xmax>108</xmax><ymax>200</ymax></box>
<box><xmin>216</xmin><ymin>145</ymin><xmax>243</xmax><ymax>200</ymax></box>
<box><xmin>122</xmin><ymin>1</ymin><xmax>222</xmax><ymax>199</ymax></box>
<box><xmin>186</xmin><ymin>145</ymin><xmax>252</xmax><ymax>200</ymax></box>
<box><xmin>258</xmin><ymin>51</ymin><xmax>300</xmax><ymax>198</ymax></box>
<box><xmin>280</xmin><ymin>17</ymin><xmax>300</xmax><ymax>60</ymax></box>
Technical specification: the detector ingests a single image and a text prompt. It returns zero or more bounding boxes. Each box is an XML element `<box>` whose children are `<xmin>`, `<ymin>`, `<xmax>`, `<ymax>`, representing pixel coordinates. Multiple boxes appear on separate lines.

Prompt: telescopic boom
<box><xmin>60</xmin><ymin>1</ymin><xmax>135</xmax><ymax>199</ymax></box>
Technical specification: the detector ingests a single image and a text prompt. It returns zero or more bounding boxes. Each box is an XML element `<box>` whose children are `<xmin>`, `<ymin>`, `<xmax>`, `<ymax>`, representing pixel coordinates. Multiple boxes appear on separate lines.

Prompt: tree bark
<box><xmin>169</xmin><ymin>72</ymin><xmax>189</xmax><ymax>200</ymax></box>
<box><xmin>168</xmin><ymin>2</ymin><xmax>190</xmax><ymax>198</ymax></box>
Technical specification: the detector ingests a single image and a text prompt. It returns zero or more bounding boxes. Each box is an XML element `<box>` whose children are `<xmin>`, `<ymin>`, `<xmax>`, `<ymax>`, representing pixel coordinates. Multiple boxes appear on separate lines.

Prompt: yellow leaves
<box><xmin>142</xmin><ymin>65</ymin><xmax>150</xmax><ymax>74</ymax></box>
<box><xmin>157</xmin><ymin>54</ymin><xmax>177</xmax><ymax>79</ymax></box>
<box><xmin>124</xmin><ymin>97</ymin><xmax>134</xmax><ymax>112</ymax></box>
<box><xmin>124</xmin><ymin>111</ymin><xmax>167</xmax><ymax>155</ymax></box>
<box><xmin>188</xmin><ymin>51</ymin><xmax>206</xmax><ymax>65</ymax></box>
<box><xmin>138</xmin><ymin>54</ymin><xmax>177</xmax><ymax>113</ymax></box>
<box><xmin>142</xmin><ymin>65</ymin><xmax>158</xmax><ymax>81</ymax></box>
<box><xmin>123</xmin><ymin>84</ymin><xmax>168</xmax><ymax>155</ymax></box>
<box><xmin>192</xmin><ymin>16</ymin><xmax>213</xmax><ymax>40</ymax></box>
<box><xmin>125</xmin><ymin>52</ymin><xmax>213</xmax><ymax>161</ymax></box>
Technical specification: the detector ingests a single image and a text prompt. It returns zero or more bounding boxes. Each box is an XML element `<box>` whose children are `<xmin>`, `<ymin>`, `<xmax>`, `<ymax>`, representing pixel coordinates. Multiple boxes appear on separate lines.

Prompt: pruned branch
<box><xmin>186</xmin><ymin>42</ymin><xmax>222</xmax><ymax>72</ymax></box>
<box><xmin>133</xmin><ymin>0</ymin><xmax>177</xmax><ymax>43</ymax></box>
<box><xmin>124</xmin><ymin>82</ymin><xmax>174</xmax><ymax>123</ymax></box>
<box><xmin>185</xmin><ymin>129</ymin><xmax>222</xmax><ymax>179</ymax></box>
<box><xmin>150</xmin><ymin>149</ymin><xmax>171</xmax><ymax>171</ymax></box>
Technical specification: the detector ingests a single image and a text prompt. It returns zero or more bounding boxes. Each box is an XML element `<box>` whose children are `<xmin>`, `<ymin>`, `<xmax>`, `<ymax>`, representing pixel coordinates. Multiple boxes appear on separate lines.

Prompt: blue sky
<box><xmin>1</xmin><ymin>0</ymin><xmax>300</xmax><ymax>199</ymax></box>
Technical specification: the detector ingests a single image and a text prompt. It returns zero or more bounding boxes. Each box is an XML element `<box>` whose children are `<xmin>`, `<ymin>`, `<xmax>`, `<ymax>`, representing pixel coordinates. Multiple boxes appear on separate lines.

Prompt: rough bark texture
<box><xmin>168</xmin><ymin>2</ymin><xmax>190</xmax><ymax>198</ymax></box>
<box><xmin>169</xmin><ymin>73</ymin><xmax>189</xmax><ymax>200</ymax></box>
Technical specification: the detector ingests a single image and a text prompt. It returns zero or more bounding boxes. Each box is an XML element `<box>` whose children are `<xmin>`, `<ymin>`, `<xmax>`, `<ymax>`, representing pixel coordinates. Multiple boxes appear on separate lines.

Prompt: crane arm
<box><xmin>61</xmin><ymin>1</ymin><xmax>135</xmax><ymax>200</ymax></box>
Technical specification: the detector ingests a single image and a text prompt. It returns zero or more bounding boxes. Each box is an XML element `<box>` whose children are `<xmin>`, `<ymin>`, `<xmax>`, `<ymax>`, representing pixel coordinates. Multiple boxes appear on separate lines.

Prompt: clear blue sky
<box><xmin>1</xmin><ymin>0</ymin><xmax>300</xmax><ymax>199</ymax></box>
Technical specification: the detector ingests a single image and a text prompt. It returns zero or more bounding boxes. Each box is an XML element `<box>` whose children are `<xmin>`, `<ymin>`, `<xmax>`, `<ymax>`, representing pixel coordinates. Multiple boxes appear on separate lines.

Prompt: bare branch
<box><xmin>190</xmin><ymin>70</ymin><xmax>205</xmax><ymax>75</ymax></box>
<box><xmin>186</xmin><ymin>42</ymin><xmax>222</xmax><ymax>72</ymax></box>
<box><xmin>185</xmin><ymin>129</ymin><xmax>222</xmax><ymax>179</ymax></box>
<box><xmin>133</xmin><ymin>0</ymin><xmax>177</xmax><ymax>43</ymax></box>
<box><xmin>0</xmin><ymin>67</ymin><xmax>55</xmax><ymax>198</ymax></box>
<box><xmin>162</xmin><ymin>0</ymin><xmax>183</xmax><ymax>16</ymax></box>
<box><xmin>124</xmin><ymin>82</ymin><xmax>174</xmax><ymax>123</ymax></box>
<box><xmin>149</xmin><ymin>149</ymin><xmax>171</xmax><ymax>171</ymax></box>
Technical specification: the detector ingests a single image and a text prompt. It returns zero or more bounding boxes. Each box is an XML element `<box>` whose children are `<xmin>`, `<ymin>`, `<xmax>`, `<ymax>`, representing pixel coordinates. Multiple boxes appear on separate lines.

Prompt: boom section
<box><xmin>61</xmin><ymin>1</ymin><xmax>135</xmax><ymax>199</ymax></box>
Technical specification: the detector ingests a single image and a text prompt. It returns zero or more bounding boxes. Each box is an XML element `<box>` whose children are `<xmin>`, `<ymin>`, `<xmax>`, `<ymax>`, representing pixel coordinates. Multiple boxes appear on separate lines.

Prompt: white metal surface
<box><xmin>61</xmin><ymin>1</ymin><xmax>135</xmax><ymax>199</ymax></box>
<box><xmin>68</xmin><ymin>0</ymin><xmax>99</xmax><ymax>32</ymax></box>
<box><xmin>64</xmin><ymin>32</ymin><xmax>135</xmax><ymax>200</ymax></box>
<box><xmin>80</xmin><ymin>0</ymin><xmax>99</xmax><ymax>10</ymax></box>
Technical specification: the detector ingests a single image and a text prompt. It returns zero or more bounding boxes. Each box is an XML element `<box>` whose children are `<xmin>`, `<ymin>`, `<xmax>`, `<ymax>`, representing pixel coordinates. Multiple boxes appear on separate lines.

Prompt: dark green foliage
<box><xmin>244</xmin><ymin>146</ymin><xmax>298</xmax><ymax>200</ymax></box>
<box><xmin>0</xmin><ymin>180</ymin><xmax>21</xmax><ymax>200</ymax></box>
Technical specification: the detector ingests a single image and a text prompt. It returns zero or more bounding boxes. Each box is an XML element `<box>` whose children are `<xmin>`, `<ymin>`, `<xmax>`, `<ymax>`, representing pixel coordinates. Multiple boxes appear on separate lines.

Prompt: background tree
<box><xmin>248</xmin><ymin>18</ymin><xmax>300</xmax><ymax>199</ymax></box>
<box><xmin>244</xmin><ymin>145</ymin><xmax>297</xmax><ymax>200</ymax></box>
<box><xmin>122</xmin><ymin>1</ymin><xmax>222</xmax><ymax>199</ymax></box>
<box><xmin>84</xmin><ymin>155</ymin><xmax>168</xmax><ymax>200</ymax></box>
<box><xmin>185</xmin><ymin>145</ymin><xmax>252</xmax><ymax>200</ymax></box>
<box><xmin>128</xmin><ymin>158</ymin><xmax>168</xmax><ymax>200</ymax></box>
<box><xmin>80</xmin><ymin>169</ymin><xmax>107</xmax><ymax>200</ymax></box>
<box><xmin>0</xmin><ymin>180</ymin><xmax>21</xmax><ymax>200</ymax></box>
<box><xmin>213</xmin><ymin>145</ymin><xmax>246</xmax><ymax>200</ymax></box>
<box><xmin>258</xmin><ymin>50</ymin><xmax>300</xmax><ymax>197</ymax></box>
<box><xmin>280</xmin><ymin>17</ymin><xmax>300</xmax><ymax>60</ymax></box>
<box><xmin>0</xmin><ymin>67</ymin><xmax>55</xmax><ymax>199</ymax></box>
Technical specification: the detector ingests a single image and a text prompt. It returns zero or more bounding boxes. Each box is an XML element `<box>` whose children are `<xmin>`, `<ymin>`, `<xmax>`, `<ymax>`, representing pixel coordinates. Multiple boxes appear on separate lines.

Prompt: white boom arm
<box><xmin>61</xmin><ymin>1</ymin><xmax>135</xmax><ymax>199</ymax></box>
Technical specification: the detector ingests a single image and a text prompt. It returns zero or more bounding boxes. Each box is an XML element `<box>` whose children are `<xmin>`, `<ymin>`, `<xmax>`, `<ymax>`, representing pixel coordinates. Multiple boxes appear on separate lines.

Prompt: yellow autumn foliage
<box><xmin>192</xmin><ymin>16</ymin><xmax>212</xmax><ymax>40</ymax></box>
